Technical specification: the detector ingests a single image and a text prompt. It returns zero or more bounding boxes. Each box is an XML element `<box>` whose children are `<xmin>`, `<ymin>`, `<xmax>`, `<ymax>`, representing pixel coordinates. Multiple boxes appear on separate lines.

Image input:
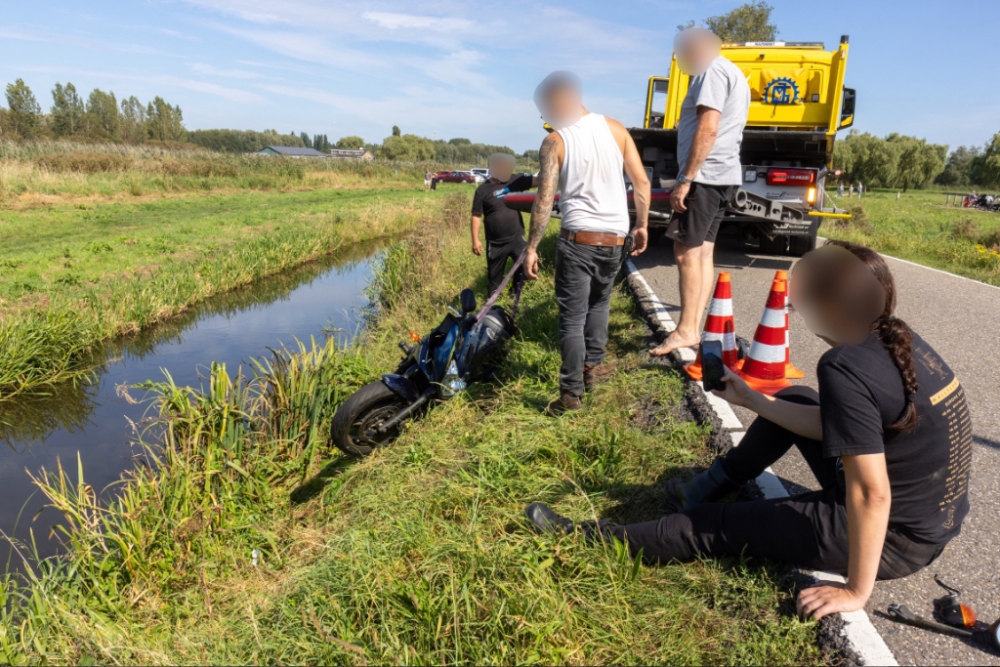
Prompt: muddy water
<box><xmin>0</xmin><ymin>241</ymin><xmax>383</xmax><ymax>564</ymax></box>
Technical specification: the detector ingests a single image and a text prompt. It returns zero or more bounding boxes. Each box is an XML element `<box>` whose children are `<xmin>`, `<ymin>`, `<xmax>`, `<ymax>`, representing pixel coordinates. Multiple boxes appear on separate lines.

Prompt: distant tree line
<box><xmin>833</xmin><ymin>131</ymin><xmax>1000</xmax><ymax>190</ymax></box>
<box><xmin>2</xmin><ymin>78</ymin><xmax>185</xmax><ymax>143</ymax></box>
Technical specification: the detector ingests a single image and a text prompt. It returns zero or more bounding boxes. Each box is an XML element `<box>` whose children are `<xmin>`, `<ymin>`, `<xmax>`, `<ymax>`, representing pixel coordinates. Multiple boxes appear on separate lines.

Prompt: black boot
<box><xmin>525</xmin><ymin>503</ymin><xmax>612</xmax><ymax>542</ymax></box>
<box><xmin>664</xmin><ymin>458</ymin><xmax>738</xmax><ymax>512</ymax></box>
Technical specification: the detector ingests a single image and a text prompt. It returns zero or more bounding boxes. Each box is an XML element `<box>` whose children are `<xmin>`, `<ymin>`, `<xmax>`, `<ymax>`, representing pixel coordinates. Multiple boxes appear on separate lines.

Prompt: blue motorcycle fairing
<box><xmin>381</xmin><ymin>373</ymin><xmax>421</xmax><ymax>403</ymax></box>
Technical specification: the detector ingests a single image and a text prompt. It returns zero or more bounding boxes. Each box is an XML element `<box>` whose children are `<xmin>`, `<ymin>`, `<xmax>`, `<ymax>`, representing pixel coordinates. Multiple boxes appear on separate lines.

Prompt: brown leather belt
<box><xmin>560</xmin><ymin>229</ymin><xmax>626</xmax><ymax>247</ymax></box>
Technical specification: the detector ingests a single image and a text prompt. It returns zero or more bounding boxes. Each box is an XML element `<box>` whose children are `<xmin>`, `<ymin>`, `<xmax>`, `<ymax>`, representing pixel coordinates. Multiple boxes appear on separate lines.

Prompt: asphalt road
<box><xmin>632</xmin><ymin>229</ymin><xmax>1000</xmax><ymax>666</ymax></box>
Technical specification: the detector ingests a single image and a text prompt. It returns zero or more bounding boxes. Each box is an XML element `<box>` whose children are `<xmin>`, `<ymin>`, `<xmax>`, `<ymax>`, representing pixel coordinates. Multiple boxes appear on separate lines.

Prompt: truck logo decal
<box><xmin>763</xmin><ymin>77</ymin><xmax>800</xmax><ymax>105</ymax></box>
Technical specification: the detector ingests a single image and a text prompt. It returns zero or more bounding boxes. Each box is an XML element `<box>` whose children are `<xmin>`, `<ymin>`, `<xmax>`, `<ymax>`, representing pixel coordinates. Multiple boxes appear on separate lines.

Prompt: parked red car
<box><xmin>432</xmin><ymin>170</ymin><xmax>476</xmax><ymax>184</ymax></box>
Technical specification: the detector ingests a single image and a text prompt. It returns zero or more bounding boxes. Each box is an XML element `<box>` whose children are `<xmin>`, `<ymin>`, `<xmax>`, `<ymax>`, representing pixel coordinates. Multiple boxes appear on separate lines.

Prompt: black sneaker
<box><xmin>525</xmin><ymin>503</ymin><xmax>575</xmax><ymax>534</ymax></box>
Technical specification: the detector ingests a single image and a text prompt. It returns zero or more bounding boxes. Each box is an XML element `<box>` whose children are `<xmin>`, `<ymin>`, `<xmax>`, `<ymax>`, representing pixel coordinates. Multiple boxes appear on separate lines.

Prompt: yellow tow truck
<box><xmin>631</xmin><ymin>35</ymin><xmax>856</xmax><ymax>255</ymax></box>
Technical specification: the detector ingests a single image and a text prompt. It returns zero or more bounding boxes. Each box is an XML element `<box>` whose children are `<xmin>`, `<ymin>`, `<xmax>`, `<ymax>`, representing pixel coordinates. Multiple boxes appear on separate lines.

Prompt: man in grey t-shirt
<box><xmin>652</xmin><ymin>28</ymin><xmax>750</xmax><ymax>357</ymax></box>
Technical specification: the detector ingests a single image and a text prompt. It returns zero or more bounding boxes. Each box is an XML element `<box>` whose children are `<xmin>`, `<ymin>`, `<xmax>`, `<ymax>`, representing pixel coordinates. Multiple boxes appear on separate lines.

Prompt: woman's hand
<box><xmin>712</xmin><ymin>366</ymin><xmax>760</xmax><ymax>409</ymax></box>
<box><xmin>796</xmin><ymin>581</ymin><xmax>869</xmax><ymax>621</ymax></box>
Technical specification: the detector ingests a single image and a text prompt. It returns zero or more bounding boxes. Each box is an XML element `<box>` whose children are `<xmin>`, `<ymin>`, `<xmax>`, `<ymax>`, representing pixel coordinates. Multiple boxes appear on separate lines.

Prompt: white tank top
<box><xmin>557</xmin><ymin>113</ymin><xmax>630</xmax><ymax>236</ymax></box>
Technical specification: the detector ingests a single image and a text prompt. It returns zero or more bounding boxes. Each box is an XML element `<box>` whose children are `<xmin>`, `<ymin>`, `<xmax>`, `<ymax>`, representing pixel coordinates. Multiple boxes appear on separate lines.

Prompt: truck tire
<box><xmin>789</xmin><ymin>232</ymin><xmax>818</xmax><ymax>257</ymax></box>
<box><xmin>330</xmin><ymin>381</ymin><xmax>409</xmax><ymax>456</ymax></box>
<box><xmin>759</xmin><ymin>234</ymin><xmax>789</xmax><ymax>255</ymax></box>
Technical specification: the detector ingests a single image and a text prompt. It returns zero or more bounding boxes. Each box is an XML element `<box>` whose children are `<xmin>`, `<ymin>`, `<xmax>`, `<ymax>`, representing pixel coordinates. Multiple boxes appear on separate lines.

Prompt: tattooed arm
<box><xmin>525</xmin><ymin>132</ymin><xmax>563</xmax><ymax>279</ymax></box>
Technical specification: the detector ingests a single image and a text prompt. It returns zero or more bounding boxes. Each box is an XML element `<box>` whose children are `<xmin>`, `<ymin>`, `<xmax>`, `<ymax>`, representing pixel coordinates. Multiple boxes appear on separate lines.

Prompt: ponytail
<box><xmin>875</xmin><ymin>315</ymin><xmax>919</xmax><ymax>432</ymax></box>
<box><xmin>826</xmin><ymin>240</ymin><xmax>919</xmax><ymax>431</ymax></box>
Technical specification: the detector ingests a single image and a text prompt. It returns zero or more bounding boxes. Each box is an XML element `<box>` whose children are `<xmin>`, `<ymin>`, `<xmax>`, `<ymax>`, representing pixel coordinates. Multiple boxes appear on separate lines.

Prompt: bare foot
<box><xmin>649</xmin><ymin>331</ymin><xmax>699</xmax><ymax>357</ymax></box>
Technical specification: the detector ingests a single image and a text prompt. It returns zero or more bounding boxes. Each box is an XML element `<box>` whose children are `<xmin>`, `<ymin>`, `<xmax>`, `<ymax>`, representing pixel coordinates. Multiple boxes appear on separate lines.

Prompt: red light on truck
<box><xmin>766</xmin><ymin>168</ymin><xmax>816</xmax><ymax>185</ymax></box>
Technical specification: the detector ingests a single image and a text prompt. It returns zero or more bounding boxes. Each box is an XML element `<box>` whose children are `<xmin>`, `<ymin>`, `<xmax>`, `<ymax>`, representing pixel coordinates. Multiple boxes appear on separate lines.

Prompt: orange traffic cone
<box><xmin>739</xmin><ymin>277</ymin><xmax>793</xmax><ymax>395</ymax></box>
<box><xmin>684</xmin><ymin>272</ymin><xmax>743</xmax><ymax>381</ymax></box>
<box><xmin>775</xmin><ymin>270</ymin><xmax>805</xmax><ymax>379</ymax></box>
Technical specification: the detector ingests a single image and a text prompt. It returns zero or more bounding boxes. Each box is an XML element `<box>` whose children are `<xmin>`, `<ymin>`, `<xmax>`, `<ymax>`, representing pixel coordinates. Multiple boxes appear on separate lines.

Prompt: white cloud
<box><xmin>361</xmin><ymin>11</ymin><xmax>472</xmax><ymax>32</ymax></box>
<box><xmin>188</xmin><ymin>62</ymin><xmax>261</xmax><ymax>79</ymax></box>
<box><xmin>154</xmin><ymin>76</ymin><xmax>265</xmax><ymax>103</ymax></box>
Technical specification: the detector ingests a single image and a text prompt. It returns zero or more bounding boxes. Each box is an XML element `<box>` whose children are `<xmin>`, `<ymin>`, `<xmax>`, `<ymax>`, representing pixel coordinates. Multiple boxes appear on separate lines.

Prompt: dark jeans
<box><xmin>486</xmin><ymin>236</ymin><xmax>527</xmax><ymax>297</ymax></box>
<box><xmin>554</xmin><ymin>236</ymin><xmax>622</xmax><ymax>398</ymax></box>
<box><xmin>609</xmin><ymin>387</ymin><xmax>946</xmax><ymax>579</ymax></box>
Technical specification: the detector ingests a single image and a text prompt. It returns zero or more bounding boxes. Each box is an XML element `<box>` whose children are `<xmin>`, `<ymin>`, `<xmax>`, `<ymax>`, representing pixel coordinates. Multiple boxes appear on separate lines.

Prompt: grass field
<box><xmin>0</xmin><ymin>184</ymin><xmax>462</xmax><ymax>399</ymax></box>
<box><xmin>822</xmin><ymin>189</ymin><xmax>1000</xmax><ymax>285</ymax></box>
<box><xmin>0</xmin><ymin>206</ymin><xmax>826</xmax><ymax>665</ymax></box>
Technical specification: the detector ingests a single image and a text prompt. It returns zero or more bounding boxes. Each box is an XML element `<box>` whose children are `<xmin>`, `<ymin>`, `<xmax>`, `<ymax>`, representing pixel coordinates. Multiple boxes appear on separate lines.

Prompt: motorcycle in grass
<box><xmin>331</xmin><ymin>287</ymin><xmax>516</xmax><ymax>456</ymax></box>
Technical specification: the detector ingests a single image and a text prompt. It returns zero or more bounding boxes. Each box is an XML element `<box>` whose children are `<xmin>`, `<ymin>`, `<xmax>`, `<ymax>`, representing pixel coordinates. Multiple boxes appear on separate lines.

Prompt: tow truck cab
<box><xmin>631</xmin><ymin>36</ymin><xmax>856</xmax><ymax>256</ymax></box>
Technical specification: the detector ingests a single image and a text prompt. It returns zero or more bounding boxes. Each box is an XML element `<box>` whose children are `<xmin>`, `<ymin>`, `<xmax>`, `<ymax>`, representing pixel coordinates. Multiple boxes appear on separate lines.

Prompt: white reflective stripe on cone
<box><xmin>747</xmin><ymin>341</ymin><xmax>786</xmax><ymax>363</ymax></box>
<box><xmin>760</xmin><ymin>307</ymin><xmax>785</xmax><ymax>329</ymax></box>
<box><xmin>708</xmin><ymin>300</ymin><xmax>734</xmax><ymax>316</ymax></box>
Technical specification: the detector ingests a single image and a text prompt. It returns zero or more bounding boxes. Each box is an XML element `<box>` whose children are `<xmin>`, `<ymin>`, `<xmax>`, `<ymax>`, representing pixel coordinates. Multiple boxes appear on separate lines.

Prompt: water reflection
<box><xmin>0</xmin><ymin>239</ymin><xmax>383</xmax><ymax>562</ymax></box>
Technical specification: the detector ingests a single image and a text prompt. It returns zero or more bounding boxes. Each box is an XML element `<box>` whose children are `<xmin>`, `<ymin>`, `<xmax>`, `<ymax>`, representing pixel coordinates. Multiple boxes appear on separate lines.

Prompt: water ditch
<box><xmin>0</xmin><ymin>239</ymin><xmax>386</xmax><ymax>565</ymax></box>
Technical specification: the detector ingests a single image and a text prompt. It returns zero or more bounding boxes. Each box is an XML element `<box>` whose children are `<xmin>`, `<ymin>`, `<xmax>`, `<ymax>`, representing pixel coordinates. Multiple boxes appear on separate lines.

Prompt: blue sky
<box><xmin>2</xmin><ymin>0</ymin><xmax>997</xmax><ymax>154</ymax></box>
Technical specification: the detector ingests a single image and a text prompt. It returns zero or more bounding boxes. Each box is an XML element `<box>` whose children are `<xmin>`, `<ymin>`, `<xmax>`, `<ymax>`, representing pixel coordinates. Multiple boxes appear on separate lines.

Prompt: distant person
<box><xmin>650</xmin><ymin>27</ymin><xmax>751</xmax><ymax>357</ymax></box>
<box><xmin>858</xmin><ymin>182</ymin><xmax>864</xmax><ymax>199</ymax></box>
<box><xmin>525</xmin><ymin>71</ymin><xmax>650</xmax><ymax>415</ymax></box>
<box><xmin>424</xmin><ymin>170</ymin><xmax>432</xmax><ymax>191</ymax></box>
<box><xmin>838</xmin><ymin>183</ymin><xmax>844</xmax><ymax>198</ymax></box>
<box><xmin>470</xmin><ymin>153</ymin><xmax>536</xmax><ymax>297</ymax></box>
<box><xmin>849</xmin><ymin>184</ymin><xmax>854</xmax><ymax>198</ymax></box>
<box><xmin>527</xmin><ymin>241</ymin><xmax>973</xmax><ymax>622</ymax></box>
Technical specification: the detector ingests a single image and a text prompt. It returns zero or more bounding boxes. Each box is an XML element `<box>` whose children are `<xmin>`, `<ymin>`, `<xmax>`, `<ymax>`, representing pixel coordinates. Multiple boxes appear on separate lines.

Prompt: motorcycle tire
<box><xmin>331</xmin><ymin>381</ymin><xmax>409</xmax><ymax>456</ymax></box>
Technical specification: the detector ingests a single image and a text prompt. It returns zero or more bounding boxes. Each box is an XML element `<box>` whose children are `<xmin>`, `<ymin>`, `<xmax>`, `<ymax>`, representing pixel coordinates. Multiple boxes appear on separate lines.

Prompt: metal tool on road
<box><xmin>887</xmin><ymin>604</ymin><xmax>1000</xmax><ymax>652</ymax></box>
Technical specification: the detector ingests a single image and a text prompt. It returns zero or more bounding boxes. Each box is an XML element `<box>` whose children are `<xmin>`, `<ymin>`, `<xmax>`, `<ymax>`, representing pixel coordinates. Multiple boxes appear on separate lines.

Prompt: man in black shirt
<box><xmin>471</xmin><ymin>153</ymin><xmax>536</xmax><ymax>296</ymax></box>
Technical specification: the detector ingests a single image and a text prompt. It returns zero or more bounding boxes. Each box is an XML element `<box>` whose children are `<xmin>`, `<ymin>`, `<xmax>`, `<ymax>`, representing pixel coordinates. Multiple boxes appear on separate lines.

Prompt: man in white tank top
<box><xmin>525</xmin><ymin>72</ymin><xmax>652</xmax><ymax>416</ymax></box>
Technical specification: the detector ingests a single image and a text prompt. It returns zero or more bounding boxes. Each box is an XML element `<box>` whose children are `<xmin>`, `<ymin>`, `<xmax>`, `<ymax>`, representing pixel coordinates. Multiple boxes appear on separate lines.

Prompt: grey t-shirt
<box><xmin>676</xmin><ymin>56</ymin><xmax>751</xmax><ymax>186</ymax></box>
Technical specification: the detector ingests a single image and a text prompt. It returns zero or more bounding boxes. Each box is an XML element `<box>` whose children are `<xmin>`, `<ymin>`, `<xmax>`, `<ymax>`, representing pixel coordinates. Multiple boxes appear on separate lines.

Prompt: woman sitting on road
<box><xmin>526</xmin><ymin>240</ymin><xmax>973</xmax><ymax>621</ymax></box>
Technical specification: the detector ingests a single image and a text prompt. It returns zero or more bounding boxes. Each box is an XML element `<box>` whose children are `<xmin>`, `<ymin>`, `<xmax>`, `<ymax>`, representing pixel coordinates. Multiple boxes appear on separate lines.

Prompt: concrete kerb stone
<box><xmin>621</xmin><ymin>259</ymin><xmax>898</xmax><ymax>667</ymax></box>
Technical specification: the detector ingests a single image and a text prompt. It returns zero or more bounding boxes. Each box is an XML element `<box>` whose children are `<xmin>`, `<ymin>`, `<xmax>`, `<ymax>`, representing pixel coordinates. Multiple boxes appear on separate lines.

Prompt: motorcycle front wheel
<box><xmin>331</xmin><ymin>381</ymin><xmax>410</xmax><ymax>456</ymax></box>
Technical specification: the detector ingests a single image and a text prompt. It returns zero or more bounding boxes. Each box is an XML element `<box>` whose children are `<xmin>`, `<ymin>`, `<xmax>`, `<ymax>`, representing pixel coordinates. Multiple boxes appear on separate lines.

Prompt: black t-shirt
<box><xmin>471</xmin><ymin>174</ymin><xmax>534</xmax><ymax>243</ymax></box>
<box><xmin>819</xmin><ymin>331</ymin><xmax>972</xmax><ymax>544</ymax></box>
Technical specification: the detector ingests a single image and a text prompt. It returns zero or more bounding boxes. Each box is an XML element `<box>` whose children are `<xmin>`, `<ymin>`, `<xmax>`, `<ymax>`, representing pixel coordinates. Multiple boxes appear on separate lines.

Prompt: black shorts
<box><xmin>667</xmin><ymin>183</ymin><xmax>738</xmax><ymax>247</ymax></box>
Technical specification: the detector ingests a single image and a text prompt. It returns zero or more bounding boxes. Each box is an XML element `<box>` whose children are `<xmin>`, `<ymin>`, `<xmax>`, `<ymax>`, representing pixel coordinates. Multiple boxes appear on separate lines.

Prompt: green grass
<box><xmin>822</xmin><ymin>189</ymin><xmax>1000</xmax><ymax>285</ymax></box>
<box><xmin>0</xmin><ymin>187</ymin><xmax>472</xmax><ymax>399</ymax></box>
<box><xmin>0</xmin><ymin>209</ymin><xmax>825</xmax><ymax>665</ymax></box>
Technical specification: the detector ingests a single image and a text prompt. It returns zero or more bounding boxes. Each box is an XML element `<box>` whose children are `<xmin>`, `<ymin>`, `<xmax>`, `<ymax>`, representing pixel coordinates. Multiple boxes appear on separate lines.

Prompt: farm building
<box><xmin>257</xmin><ymin>146</ymin><xmax>330</xmax><ymax>157</ymax></box>
<box><xmin>330</xmin><ymin>148</ymin><xmax>374</xmax><ymax>161</ymax></box>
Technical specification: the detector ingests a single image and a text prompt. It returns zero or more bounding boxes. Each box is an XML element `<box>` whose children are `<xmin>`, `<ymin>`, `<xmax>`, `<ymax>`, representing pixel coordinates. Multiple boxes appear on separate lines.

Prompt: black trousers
<box><xmin>554</xmin><ymin>237</ymin><xmax>622</xmax><ymax>398</ymax></box>
<box><xmin>486</xmin><ymin>236</ymin><xmax>527</xmax><ymax>298</ymax></box>
<box><xmin>609</xmin><ymin>387</ymin><xmax>945</xmax><ymax>579</ymax></box>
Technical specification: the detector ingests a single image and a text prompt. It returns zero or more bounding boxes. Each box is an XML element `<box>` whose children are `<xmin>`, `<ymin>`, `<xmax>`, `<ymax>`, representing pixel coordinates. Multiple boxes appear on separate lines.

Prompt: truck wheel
<box><xmin>789</xmin><ymin>233</ymin><xmax>817</xmax><ymax>257</ymax></box>
<box><xmin>759</xmin><ymin>234</ymin><xmax>789</xmax><ymax>255</ymax></box>
<box><xmin>331</xmin><ymin>381</ymin><xmax>409</xmax><ymax>456</ymax></box>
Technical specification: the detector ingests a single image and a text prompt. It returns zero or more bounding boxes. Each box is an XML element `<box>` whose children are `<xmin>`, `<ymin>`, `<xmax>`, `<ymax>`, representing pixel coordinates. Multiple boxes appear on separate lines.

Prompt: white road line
<box><xmin>624</xmin><ymin>260</ymin><xmax>898</xmax><ymax>667</ymax></box>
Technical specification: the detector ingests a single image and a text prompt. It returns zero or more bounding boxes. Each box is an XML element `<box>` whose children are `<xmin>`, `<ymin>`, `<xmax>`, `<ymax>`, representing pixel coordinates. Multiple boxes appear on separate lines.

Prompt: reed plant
<box><xmin>0</xmin><ymin>204</ymin><xmax>824</xmax><ymax>665</ymax></box>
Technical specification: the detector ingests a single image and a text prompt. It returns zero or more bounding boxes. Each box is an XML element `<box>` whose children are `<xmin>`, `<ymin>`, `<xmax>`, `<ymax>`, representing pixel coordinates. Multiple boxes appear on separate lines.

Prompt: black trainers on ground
<box><xmin>663</xmin><ymin>457</ymin><xmax>739</xmax><ymax>512</ymax></box>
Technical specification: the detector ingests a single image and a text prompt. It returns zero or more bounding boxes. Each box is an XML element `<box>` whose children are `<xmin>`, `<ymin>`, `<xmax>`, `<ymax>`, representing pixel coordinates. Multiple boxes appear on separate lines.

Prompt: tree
<box><xmin>834</xmin><ymin>132</ymin><xmax>898</xmax><ymax>187</ymax></box>
<box><xmin>976</xmin><ymin>133</ymin><xmax>1000</xmax><ymax>188</ymax></box>
<box><xmin>120</xmin><ymin>96</ymin><xmax>147</xmax><ymax>143</ymax></box>
<box><xmin>391</xmin><ymin>125</ymin><xmax>401</xmax><ymax>137</ymax></box>
<box><xmin>886</xmin><ymin>134</ymin><xmax>945</xmax><ymax>191</ymax></box>
<box><xmin>679</xmin><ymin>1</ymin><xmax>778</xmax><ymax>41</ymax></box>
<box><xmin>5</xmin><ymin>79</ymin><xmax>42</xmax><ymax>139</ymax></box>
<box><xmin>313</xmin><ymin>134</ymin><xmax>331</xmax><ymax>152</ymax></box>
<box><xmin>299</xmin><ymin>131</ymin><xmax>312</xmax><ymax>148</ymax></box>
<box><xmin>85</xmin><ymin>88</ymin><xmax>121</xmax><ymax>140</ymax></box>
<box><xmin>336</xmin><ymin>135</ymin><xmax>365</xmax><ymax>150</ymax></box>
<box><xmin>50</xmin><ymin>82</ymin><xmax>85</xmax><ymax>137</ymax></box>
<box><xmin>448</xmin><ymin>137</ymin><xmax>471</xmax><ymax>145</ymax></box>
<box><xmin>146</xmin><ymin>97</ymin><xmax>186</xmax><ymax>142</ymax></box>
<box><xmin>379</xmin><ymin>133</ymin><xmax>435</xmax><ymax>161</ymax></box>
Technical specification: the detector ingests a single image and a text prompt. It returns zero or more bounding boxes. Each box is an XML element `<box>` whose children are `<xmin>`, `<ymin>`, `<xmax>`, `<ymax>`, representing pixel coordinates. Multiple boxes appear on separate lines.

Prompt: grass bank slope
<box><xmin>822</xmin><ymin>190</ymin><xmax>1000</xmax><ymax>285</ymax></box>
<box><xmin>0</xmin><ymin>210</ymin><xmax>823</xmax><ymax>665</ymax></box>
<box><xmin>0</xmin><ymin>187</ymin><xmax>458</xmax><ymax>400</ymax></box>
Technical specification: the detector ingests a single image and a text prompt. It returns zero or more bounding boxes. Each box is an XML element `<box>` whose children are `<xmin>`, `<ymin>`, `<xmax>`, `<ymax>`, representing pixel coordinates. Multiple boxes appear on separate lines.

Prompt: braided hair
<box><xmin>826</xmin><ymin>240</ymin><xmax>919</xmax><ymax>431</ymax></box>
